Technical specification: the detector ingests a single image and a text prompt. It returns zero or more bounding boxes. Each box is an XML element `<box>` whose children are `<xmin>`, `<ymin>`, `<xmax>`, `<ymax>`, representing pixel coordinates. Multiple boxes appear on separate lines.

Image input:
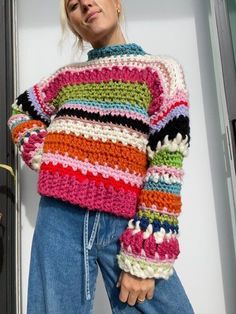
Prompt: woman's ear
<box><xmin>113</xmin><ymin>0</ymin><xmax>120</xmax><ymax>10</ymax></box>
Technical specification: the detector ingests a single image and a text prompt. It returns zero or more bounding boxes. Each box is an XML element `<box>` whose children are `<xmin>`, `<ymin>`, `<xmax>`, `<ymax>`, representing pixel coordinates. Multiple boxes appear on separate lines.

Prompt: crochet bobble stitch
<box><xmin>8</xmin><ymin>43</ymin><xmax>190</xmax><ymax>280</ymax></box>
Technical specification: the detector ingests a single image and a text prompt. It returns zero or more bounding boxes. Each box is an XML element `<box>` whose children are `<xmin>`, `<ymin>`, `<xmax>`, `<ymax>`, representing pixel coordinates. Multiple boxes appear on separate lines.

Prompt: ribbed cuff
<box><xmin>117</xmin><ymin>250</ymin><xmax>174</xmax><ymax>279</ymax></box>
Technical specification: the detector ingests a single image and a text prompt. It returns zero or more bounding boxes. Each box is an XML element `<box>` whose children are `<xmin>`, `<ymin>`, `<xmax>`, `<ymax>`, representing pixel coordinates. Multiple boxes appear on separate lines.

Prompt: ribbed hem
<box><xmin>117</xmin><ymin>250</ymin><xmax>174</xmax><ymax>279</ymax></box>
<box><xmin>37</xmin><ymin>169</ymin><xmax>138</xmax><ymax>218</ymax></box>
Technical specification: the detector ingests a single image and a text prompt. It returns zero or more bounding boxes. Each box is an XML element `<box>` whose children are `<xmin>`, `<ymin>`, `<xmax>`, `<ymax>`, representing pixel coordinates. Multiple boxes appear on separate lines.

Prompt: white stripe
<box><xmin>47</xmin><ymin>118</ymin><xmax>148</xmax><ymax>152</ymax></box>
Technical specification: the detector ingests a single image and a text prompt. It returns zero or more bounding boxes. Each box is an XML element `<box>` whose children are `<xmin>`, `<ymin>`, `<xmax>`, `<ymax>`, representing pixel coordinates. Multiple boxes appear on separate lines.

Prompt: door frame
<box><xmin>0</xmin><ymin>0</ymin><xmax>18</xmax><ymax>313</ymax></box>
<box><xmin>214</xmin><ymin>0</ymin><xmax>236</xmax><ymax>166</ymax></box>
<box><xmin>209</xmin><ymin>0</ymin><xmax>236</xmax><ymax>253</ymax></box>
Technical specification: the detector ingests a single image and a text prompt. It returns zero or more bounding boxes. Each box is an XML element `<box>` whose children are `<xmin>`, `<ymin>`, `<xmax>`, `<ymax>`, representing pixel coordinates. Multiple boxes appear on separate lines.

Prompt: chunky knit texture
<box><xmin>8</xmin><ymin>42</ymin><xmax>190</xmax><ymax>279</ymax></box>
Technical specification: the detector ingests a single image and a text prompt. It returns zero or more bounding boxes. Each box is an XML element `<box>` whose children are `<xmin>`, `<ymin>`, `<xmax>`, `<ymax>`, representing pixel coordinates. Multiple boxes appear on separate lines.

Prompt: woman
<box><xmin>8</xmin><ymin>0</ymin><xmax>194</xmax><ymax>313</ymax></box>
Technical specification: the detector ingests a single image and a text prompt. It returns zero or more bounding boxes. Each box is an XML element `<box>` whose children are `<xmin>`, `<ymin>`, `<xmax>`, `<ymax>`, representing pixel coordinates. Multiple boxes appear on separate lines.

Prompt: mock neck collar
<box><xmin>87</xmin><ymin>42</ymin><xmax>146</xmax><ymax>61</ymax></box>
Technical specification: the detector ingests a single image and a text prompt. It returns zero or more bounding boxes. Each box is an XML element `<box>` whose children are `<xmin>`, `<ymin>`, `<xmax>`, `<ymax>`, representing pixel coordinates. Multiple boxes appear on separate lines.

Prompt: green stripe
<box><xmin>151</xmin><ymin>150</ymin><xmax>184</xmax><ymax>168</ymax></box>
<box><xmin>137</xmin><ymin>209</ymin><xmax>179</xmax><ymax>225</ymax></box>
<box><xmin>117</xmin><ymin>251</ymin><xmax>173</xmax><ymax>273</ymax></box>
<box><xmin>51</xmin><ymin>81</ymin><xmax>152</xmax><ymax>109</ymax></box>
<box><xmin>12</xmin><ymin>108</ymin><xmax>23</xmax><ymax>115</ymax></box>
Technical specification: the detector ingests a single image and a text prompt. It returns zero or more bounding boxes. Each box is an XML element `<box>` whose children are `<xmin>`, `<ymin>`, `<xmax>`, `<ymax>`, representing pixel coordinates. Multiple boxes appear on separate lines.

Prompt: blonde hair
<box><xmin>59</xmin><ymin>0</ymin><xmax>126</xmax><ymax>57</ymax></box>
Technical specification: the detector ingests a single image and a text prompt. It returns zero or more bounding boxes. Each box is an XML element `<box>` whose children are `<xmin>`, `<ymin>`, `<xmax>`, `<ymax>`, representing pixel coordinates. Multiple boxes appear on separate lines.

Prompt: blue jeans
<box><xmin>27</xmin><ymin>196</ymin><xmax>195</xmax><ymax>314</ymax></box>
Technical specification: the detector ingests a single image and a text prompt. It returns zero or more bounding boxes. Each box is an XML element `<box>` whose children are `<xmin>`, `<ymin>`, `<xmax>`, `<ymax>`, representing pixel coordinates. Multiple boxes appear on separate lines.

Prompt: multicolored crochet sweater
<box><xmin>8</xmin><ymin>43</ymin><xmax>190</xmax><ymax>280</ymax></box>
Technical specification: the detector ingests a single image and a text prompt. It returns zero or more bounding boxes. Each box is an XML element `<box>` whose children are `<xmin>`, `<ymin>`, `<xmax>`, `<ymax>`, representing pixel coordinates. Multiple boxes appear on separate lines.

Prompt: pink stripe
<box><xmin>21</xmin><ymin>131</ymin><xmax>46</xmax><ymax>166</ymax></box>
<box><xmin>120</xmin><ymin>248</ymin><xmax>175</xmax><ymax>264</ymax></box>
<box><xmin>146</xmin><ymin>165</ymin><xmax>184</xmax><ymax>179</ymax></box>
<box><xmin>33</xmin><ymin>85</ymin><xmax>55</xmax><ymax>116</ymax></box>
<box><xmin>8</xmin><ymin>114</ymin><xmax>28</xmax><ymax>124</ymax></box>
<box><xmin>38</xmin><ymin>169</ymin><xmax>138</xmax><ymax>218</ymax></box>
<box><xmin>150</xmin><ymin>89</ymin><xmax>189</xmax><ymax>121</ymax></box>
<box><xmin>41</xmin><ymin>152</ymin><xmax>144</xmax><ymax>187</ymax></box>
<box><xmin>8</xmin><ymin>114</ymin><xmax>29</xmax><ymax>130</ymax></box>
<box><xmin>42</xmin><ymin>66</ymin><xmax>163</xmax><ymax>112</ymax></box>
<box><xmin>40</xmin><ymin>56</ymin><xmax>157</xmax><ymax>92</ymax></box>
<box><xmin>120</xmin><ymin>229</ymin><xmax>180</xmax><ymax>261</ymax></box>
<box><xmin>15</xmin><ymin>126</ymin><xmax>46</xmax><ymax>145</ymax></box>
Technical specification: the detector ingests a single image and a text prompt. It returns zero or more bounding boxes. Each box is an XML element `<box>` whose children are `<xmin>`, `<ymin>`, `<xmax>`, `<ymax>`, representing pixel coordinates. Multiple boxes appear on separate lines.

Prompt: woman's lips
<box><xmin>86</xmin><ymin>11</ymin><xmax>100</xmax><ymax>23</ymax></box>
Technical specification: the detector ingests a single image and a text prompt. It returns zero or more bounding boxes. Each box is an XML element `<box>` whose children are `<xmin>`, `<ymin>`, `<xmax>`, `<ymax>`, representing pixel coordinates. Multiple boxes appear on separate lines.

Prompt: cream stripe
<box><xmin>147</xmin><ymin>133</ymin><xmax>189</xmax><ymax>159</ymax></box>
<box><xmin>48</xmin><ymin>118</ymin><xmax>148</xmax><ymax>152</ymax></box>
<box><xmin>117</xmin><ymin>250</ymin><xmax>174</xmax><ymax>279</ymax></box>
<box><xmin>144</xmin><ymin>172</ymin><xmax>183</xmax><ymax>184</ymax></box>
<box><xmin>55</xmin><ymin>115</ymin><xmax>148</xmax><ymax>138</ymax></box>
<box><xmin>39</xmin><ymin>55</ymin><xmax>169</xmax><ymax>90</ymax></box>
<box><xmin>127</xmin><ymin>219</ymin><xmax>178</xmax><ymax>241</ymax></box>
<box><xmin>39</xmin><ymin>55</ymin><xmax>155</xmax><ymax>90</ymax></box>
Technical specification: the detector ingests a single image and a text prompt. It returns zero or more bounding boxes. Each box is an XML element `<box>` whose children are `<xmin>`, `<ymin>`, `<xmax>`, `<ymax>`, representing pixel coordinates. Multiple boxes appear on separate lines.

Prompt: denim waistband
<box><xmin>83</xmin><ymin>209</ymin><xmax>101</xmax><ymax>301</ymax></box>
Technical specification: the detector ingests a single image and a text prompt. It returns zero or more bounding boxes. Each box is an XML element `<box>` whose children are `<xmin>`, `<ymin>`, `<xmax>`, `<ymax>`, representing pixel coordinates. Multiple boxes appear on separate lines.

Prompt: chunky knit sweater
<box><xmin>8</xmin><ymin>43</ymin><xmax>190</xmax><ymax>279</ymax></box>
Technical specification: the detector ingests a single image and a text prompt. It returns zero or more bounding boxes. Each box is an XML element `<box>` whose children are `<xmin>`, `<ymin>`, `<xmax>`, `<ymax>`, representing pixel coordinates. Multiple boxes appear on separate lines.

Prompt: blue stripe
<box><xmin>144</xmin><ymin>180</ymin><xmax>181</xmax><ymax>194</ymax></box>
<box><xmin>133</xmin><ymin>216</ymin><xmax>179</xmax><ymax>234</ymax></box>
<box><xmin>66</xmin><ymin>99</ymin><xmax>148</xmax><ymax>116</ymax></box>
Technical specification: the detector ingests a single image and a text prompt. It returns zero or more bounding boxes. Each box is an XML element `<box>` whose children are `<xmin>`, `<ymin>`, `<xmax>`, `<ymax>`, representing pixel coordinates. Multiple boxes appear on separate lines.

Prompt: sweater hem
<box><xmin>37</xmin><ymin>169</ymin><xmax>138</xmax><ymax>219</ymax></box>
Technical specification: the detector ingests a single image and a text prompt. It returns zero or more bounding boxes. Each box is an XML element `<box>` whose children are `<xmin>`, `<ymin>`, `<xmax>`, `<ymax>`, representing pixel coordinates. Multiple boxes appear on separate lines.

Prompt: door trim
<box><xmin>0</xmin><ymin>0</ymin><xmax>19</xmax><ymax>313</ymax></box>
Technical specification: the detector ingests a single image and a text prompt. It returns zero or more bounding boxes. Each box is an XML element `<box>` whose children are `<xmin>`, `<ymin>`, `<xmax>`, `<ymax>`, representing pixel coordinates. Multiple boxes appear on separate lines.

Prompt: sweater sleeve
<box><xmin>116</xmin><ymin>57</ymin><xmax>190</xmax><ymax>279</ymax></box>
<box><xmin>7</xmin><ymin>76</ymin><xmax>57</xmax><ymax>171</ymax></box>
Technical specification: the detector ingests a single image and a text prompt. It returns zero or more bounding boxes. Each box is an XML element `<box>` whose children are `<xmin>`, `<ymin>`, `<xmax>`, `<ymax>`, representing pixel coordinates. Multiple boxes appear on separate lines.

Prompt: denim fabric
<box><xmin>27</xmin><ymin>196</ymin><xmax>195</xmax><ymax>314</ymax></box>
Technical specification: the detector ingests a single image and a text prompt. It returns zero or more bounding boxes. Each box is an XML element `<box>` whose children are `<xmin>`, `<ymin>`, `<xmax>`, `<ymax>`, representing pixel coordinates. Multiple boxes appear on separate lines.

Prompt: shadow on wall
<box><xmin>20</xmin><ymin>165</ymin><xmax>40</xmax><ymax>227</ymax></box>
<box><xmin>18</xmin><ymin>0</ymin><xmax>193</xmax><ymax>28</ymax></box>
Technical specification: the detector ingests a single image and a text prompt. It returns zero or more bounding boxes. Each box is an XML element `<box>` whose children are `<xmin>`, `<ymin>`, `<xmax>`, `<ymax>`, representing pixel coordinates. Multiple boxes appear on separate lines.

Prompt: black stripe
<box><xmin>16</xmin><ymin>91</ymin><xmax>50</xmax><ymax>126</ymax></box>
<box><xmin>148</xmin><ymin>115</ymin><xmax>190</xmax><ymax>150</ymax></box>
<box><xmin>55</xmin><ymin>107</ymin><xmax>150</xmax><ymax>134</ymax></box>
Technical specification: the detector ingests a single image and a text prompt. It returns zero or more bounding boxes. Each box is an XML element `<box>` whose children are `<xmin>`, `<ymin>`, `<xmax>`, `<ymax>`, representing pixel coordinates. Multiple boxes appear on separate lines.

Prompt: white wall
<box><xmin>17</xmin><ymin>1</ymin><xmax>236</xmax><ymax>313</ymax></box>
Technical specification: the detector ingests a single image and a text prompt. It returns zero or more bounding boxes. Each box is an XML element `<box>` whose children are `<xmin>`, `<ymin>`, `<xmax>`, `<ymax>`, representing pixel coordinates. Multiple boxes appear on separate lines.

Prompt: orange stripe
<box><xmin>139</xmin><ymin>190</ymin><xmax>182</xmax><ymax>214</ymax></box>
<box><xmin>12</xmin><ymin>120</ymin><xmax>45</xmax><ymax>143</ymax></box>
<box><xmin>43</xmin><ymin>132</ymin><xmax>148</xmax><ymax>175</ymax></box>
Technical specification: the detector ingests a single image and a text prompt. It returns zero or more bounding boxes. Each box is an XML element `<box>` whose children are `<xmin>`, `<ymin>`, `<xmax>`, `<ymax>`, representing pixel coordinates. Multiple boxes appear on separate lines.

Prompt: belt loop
<box><xmin>83</xmin><ymin>210</ymin><xmax>101</xmax><ymax>301</ymax></box>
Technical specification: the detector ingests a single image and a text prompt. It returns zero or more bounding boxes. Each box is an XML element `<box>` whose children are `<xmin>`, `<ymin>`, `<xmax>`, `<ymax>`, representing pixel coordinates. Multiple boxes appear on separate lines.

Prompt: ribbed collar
<box><xmin>87</xmin><ymin>42</ymin><xmax>146</xmax><ymax>61</ymax></box>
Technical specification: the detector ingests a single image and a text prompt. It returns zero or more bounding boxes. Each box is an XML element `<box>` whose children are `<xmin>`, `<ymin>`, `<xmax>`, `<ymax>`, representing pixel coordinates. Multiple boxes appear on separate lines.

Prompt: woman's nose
<box><xmin>80</xmin><ymin>0</ymin><xmax>94</xmax><ymax>11</ymax></box>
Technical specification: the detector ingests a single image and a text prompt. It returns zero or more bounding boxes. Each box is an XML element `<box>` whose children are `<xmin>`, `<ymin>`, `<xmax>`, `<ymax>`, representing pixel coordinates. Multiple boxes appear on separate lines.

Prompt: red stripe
<box><xmin>40</xmin><ymin>162</ymin><xmax>140</xmax><ymax>194</ymax></box>
<box><xmin>151</xmin><ymin>101</ymin><xmax>188</xmax><ymax>125</ymax></box>
<box><xmin>33</xmin><ymin>85</ymin><xmax>53</xmax><ymax>116</ymax></box>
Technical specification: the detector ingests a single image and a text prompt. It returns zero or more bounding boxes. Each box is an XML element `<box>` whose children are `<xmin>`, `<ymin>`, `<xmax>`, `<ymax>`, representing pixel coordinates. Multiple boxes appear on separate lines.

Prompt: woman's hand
<box><xmin>116</xmin><ymin>270</ymin><xmax>155</xmax><ymax>306</ymax></box>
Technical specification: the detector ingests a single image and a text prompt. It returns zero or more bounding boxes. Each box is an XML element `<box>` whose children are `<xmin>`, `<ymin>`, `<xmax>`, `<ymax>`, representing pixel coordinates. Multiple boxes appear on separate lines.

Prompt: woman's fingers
<box><xmin>119</xmin><ymin>285</ymin><xmax>130</xmax><ymax>303</ymax></box>
<box><xmin>136</xmin><ymin>291</ymin><xmax>147</xmax><ymax>302</ymax></box>
<box><xmin>146</xmin><ymin>287</ymin><xmax>155</xmax><ymax>300</ymax></box>
<box><xmin>117</xmin><ymin>271</ymin><xmax>155</xmax><ymax>306</ymax></box>
<box><xmin>127</xmin><ymin>291</ymin><xmax>140</xmax><ymax>306</ymax></box>
<box><xmin>116</xmin><ymin>271</ymin><xmax>123</xmax><ymax>288</ymax></box>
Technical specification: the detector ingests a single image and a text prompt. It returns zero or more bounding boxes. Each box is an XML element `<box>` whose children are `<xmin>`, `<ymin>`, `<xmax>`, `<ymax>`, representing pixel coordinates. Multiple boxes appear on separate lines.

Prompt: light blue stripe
<box><xmin>66</xmin><ymin>99</ymin><xmax>148</xmax><ymax>116</ymax></box>
<box><xmin>144</xmin><ymin>180</ymin><xmax>181</xmax><ymax>194</ymax></box>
